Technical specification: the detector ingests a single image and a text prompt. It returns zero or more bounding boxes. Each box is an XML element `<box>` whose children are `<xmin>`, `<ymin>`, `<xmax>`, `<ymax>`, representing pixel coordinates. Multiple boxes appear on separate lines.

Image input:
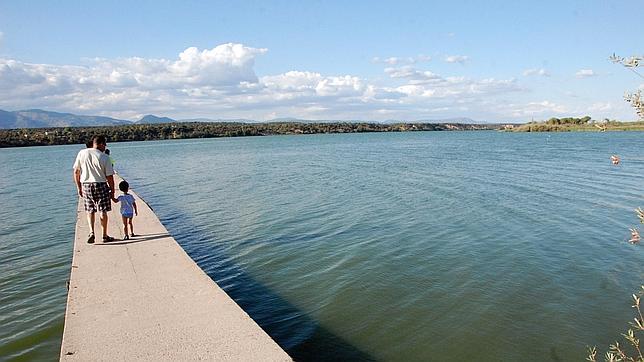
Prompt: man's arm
<box><xmin>74</xmin><ymin>168</ymin><xmax>82</xmax><ymax>197</ymax></box>
<box><xmin>107</xmin><ymin>175</ymin><xmax>115</xmax><ymax>199</ymax></box>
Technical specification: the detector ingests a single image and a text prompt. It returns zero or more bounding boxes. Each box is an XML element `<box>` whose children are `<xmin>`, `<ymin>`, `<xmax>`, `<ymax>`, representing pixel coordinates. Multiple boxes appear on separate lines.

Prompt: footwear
<box><xmin>87</xmin><ymin>233</ymin><xmax>95</xmax><ymax>244</ymax></box>
<box><xmin>124</xmin><ymin>235</ymin><xmax>130</xmax><ymax>240</ymax></box>
<box><xmin>130</xmin><ymin>233</ymin><xmax>137</xmax><ymax>237</ymax></box>
<box><xmin>102</xmin><ymin>235</ymin><xmax>115</xmax><ymax>242</ymax></box>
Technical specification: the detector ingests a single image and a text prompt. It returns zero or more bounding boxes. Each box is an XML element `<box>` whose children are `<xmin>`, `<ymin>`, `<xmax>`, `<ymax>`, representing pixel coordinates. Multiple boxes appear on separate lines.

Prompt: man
<box><xmin>73</xmin><ymin>135</ymin><xmax>115</xmax><ymax>243</ymax></box>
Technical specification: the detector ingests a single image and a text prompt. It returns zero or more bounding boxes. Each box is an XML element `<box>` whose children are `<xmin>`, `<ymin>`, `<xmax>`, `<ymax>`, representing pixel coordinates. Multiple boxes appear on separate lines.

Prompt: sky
<box><xmin>0</xmin><ymin>0</ymin><xmax>642</xmax><ymax>122</ymax></box>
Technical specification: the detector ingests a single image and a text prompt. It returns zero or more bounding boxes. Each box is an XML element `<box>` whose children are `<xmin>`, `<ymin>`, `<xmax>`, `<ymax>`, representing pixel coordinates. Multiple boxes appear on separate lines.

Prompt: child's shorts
<box><xmin>121</xmin><ymin>213</ymin><xmax>134</xmax><ymax>219</ymax></box>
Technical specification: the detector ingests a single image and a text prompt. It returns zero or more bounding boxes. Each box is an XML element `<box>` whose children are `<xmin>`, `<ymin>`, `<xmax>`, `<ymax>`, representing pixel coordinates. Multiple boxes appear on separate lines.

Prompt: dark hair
<box><xmin>105</xmin><ymin>148</ymin><xmax>110</xmax><ymax>155</ymax></box>
<box><xmin>118</xmin><ymin>180</ymin><xmax>129</xmax><ymax>193</ymax></box>
<box><xmin>85</xmin><ymin>140</ymin><xmax>93</xmax><ymax>148</ymax></box>
<box><xmin>92</xmin><ymin>135</ymin><xmax>107</xmax><ymax>146</ymax></box>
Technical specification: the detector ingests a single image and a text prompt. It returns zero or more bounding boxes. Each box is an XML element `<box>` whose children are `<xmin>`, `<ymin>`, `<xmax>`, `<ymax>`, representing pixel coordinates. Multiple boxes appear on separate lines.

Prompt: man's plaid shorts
<box><xmin>82</xmin><ymin>182</ymin><xmax>112</xmax><ymax>212</ymax></box>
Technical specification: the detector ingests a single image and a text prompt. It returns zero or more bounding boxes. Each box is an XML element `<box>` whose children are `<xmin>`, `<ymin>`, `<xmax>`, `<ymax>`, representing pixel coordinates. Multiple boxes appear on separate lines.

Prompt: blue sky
<box><xmin>0</xmin><ymin>0</ymin><xmax>642</xmax><ymax>121</ymax></box>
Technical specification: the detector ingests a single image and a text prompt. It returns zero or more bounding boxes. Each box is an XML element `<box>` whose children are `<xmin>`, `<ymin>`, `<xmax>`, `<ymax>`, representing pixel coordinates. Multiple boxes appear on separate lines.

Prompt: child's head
<box><xmin>119</xmin><ymin>180</ymin><xmax>129</xmax><ymax>193</ymax></box>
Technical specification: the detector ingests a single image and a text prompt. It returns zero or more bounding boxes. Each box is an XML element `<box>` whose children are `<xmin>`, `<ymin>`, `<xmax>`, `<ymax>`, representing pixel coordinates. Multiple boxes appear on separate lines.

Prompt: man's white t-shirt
<box><xmin>73</xmin><ymin>148</ymin><xmax>114</xmax><ymax>183</ymax></box>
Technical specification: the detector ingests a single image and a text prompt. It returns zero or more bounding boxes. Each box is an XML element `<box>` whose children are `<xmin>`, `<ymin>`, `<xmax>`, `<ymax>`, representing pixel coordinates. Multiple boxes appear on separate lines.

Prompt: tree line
<box><xmin>0</xmin><ymin>122</ymin><xmax>495</xmax><ymax>148</ymax></box>
<box><xmin>505</xmin><ymin>116</ymin><xmax>644</xmax><ymax>132</ymax></box>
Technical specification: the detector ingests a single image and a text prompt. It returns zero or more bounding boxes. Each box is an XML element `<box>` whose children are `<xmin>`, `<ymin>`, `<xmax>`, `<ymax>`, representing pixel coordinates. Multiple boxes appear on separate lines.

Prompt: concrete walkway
<box><xmin>60</xmin><ymin>175</ymin><xmax>291</xmax><ymax>361</ymax></box>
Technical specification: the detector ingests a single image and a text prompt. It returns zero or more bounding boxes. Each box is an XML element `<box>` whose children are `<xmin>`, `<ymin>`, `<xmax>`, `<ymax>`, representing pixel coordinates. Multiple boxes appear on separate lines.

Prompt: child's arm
<box><xmin>112</xmin><ymin>197</ymin><xmax>119</xmax><ymax>203</ymax></box>
<box><xmin>133</xmin><ymin>200</ymin><xmax>138</xmax><ymax>216</ymax></box>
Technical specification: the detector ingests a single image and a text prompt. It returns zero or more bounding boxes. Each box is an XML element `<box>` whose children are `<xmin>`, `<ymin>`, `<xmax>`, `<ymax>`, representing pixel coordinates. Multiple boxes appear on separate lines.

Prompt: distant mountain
<box><xmin>0</xmin><ymin>110</ymin><xmax>22</xmax><ymax>128</ymax></box>
<box><xmin>0</xmin><ymin>108</ymin><xmax>492</xmax><ymax>129</ymax></box>
<box><xmin>179</xmin><ymin>118</ymin><xmax>255</xmax><ymax>123</ymax></box>
<box><xmin>0</xmin><ymin>109</ymin><xmax>131</xmax><ymax>129</ymax></box>
<box><xmin>267</xmin><ymin>118</ymin><xmax>358</xmax><ymax>124</ymax></box>
<box><xmin>266</xmin><ymin>117</ymin><xmax>484</xmax><ymax>124</ymax></box>
<box><xmin>267</xmin><ymin>117</ymin><xmax>308</xmax><ymax>122</ymax></box>
<box><xmin>412</xmin><ymin>117</ymin><xmax>479</xmax><ymax>124</ymax></box>
<box><xmin>137</xmin><ymin>115</ymin><xmax>176</xmax><ymax>124</ymax></box>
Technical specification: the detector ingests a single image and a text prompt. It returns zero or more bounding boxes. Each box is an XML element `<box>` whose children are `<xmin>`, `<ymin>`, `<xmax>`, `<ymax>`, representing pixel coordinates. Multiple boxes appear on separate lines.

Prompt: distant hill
<box><xmin>414</xmin><ymin>117</ymin><xmax>479</xmax><ymax>124</ymax></box>
<box><xmin>137</xmin><ymin>115</ymin><xmax>176</xmax><ymax>124</ymax></box>
<box><xmin>267</xmin><ymin>118</ymin><xmax>366</xmax><ymax>124</ymax></box>
<box><xmin>0</xmin><ymin>109</ymin><xmax>131</xmax><ymax>129</ymax></box>
<box><xmin>0</xmin><ymin>110</ymin><xmax>22</xmax><ymax>128</ymax></box>
<box><xmin>266</xmin><ymin>117</ymin><xmax>482</xmax><ymax>124</ymax></box>
<box><xmin>0</xmin><ymin>108</ymin><xmax>493</xmax><ymax>129</ymax></box>
<box><xmin>179</xmin><ymin>118</ymin><xmax>255</xmax><ymax>123</ymax></box>
<box><xmin>268</xmin><ymin>117</ymin><xmax>309</xmax><ymax>123</ymax></box>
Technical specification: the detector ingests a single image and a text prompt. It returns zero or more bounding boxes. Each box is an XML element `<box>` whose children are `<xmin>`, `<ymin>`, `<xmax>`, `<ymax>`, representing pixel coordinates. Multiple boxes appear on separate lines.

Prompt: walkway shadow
<box><xmin>209</xmin><ymin>257</ymin><xmax>376</xmax><ymax>361</ymax></box>
<box><xmin>97</xmin><ymin>232</ymin><xmax>170</xmax><ymax>246</ymax></box>
<box><xmin>144</xmin><ymin>202</ymin><xmax>375</xmax><ymax>361</ymax></box>
<box><xmin>205</xmin><ymin>253</ymin><xmax>376</xmax><ymax>361</ymax></box>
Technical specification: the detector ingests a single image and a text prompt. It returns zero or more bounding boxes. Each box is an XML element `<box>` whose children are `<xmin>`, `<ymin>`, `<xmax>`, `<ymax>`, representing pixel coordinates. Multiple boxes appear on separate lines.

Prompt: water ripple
<box><xmin>2</xmin><ymin>133</ymin><xmax>643</xmax><ymax>361</ymax></box>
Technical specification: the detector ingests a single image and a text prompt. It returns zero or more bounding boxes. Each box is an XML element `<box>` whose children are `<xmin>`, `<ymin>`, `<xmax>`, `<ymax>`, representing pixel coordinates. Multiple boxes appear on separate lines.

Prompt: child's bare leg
<box><xmin>129</xmin><ymin>218</ymin><xmax>135</xmax><ymax>236</ymax></box>
<box><xmin>122</xmin><ymin>216</ymin><xmax>129</xmax><ymax>237</ymax></box>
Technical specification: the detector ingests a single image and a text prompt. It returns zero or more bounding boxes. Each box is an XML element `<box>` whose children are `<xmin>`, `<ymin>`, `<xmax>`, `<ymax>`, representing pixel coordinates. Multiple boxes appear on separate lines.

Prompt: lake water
<box><xmin>1</xmin><ymin>131</ymin><xmax>643</xmax><ymax>361</ymax></box>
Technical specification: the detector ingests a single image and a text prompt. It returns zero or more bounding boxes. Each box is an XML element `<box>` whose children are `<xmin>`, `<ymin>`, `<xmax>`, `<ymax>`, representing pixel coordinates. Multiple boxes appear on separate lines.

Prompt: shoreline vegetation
<box><xmin>502</xmin><ymin>116</ymin><xmax>644</xmax><ymax>132</ymax></box>
<box><xmin>1</xmin><ymin>118</ymin><xmax>643</xmax><ymax>148</ymax></box>
<box><xmin>0</xmin><ymin>122</ymin><xmax>496</xmax><ymax>148</ymax></box>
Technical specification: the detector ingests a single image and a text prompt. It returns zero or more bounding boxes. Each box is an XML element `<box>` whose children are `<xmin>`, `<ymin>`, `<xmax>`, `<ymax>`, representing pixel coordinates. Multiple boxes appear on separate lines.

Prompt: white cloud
<box><xmin>496</xmin><ymin>100</ymin><xmax>569</xmax><ymax>118</ymax></box>
<box><xmin>526</xmin><ymin>100</ymin><xmax>568</xmax><ymax>113</ymax></box>
<box><xmin>588</xmin><ymin>102</ymin><xmax>613</xmax><ymax>112</ymax></box>
<box><xmin>575</xmin><ymin>69</ymin><xmax>597</xmax><ymax>78</ymax></box>
<box><xmin>0</xmin><ymin>43</ymin><xmax>573</xmax><ymax>122</ymax></box>
<box><xmin>0</xmin><ymin>44</ymin><xmax>271</xmax><ymax>118</ymax></box>
<box><xmin>383</xmin><ymin>57</ymin><xmax>402</xmax><ymax>65</ymax></box>
<box><xmin>315</xmin><ymin>75</ymin><xmax>364</xmax><ymax>97</ymax></box>
<box><xmin>383</xmin><ymin>66</ymin><xmax>521</xmax><ymax>98</ymax></box>
<box><xmin>523</xmin><ymin>68</ymin><xmax>550</xmax><ymax>77</ymax></box>
<box><xmin>372</xmin><ymin>55</ymin><xmax>431</xmax><ymax>65</ymax></box>
<box><xmin>261</xmin><ymin>71</ymin><xmax>321</xmax><ymax>92</ymax></box>
<box><xmin>444</xmin><ymin>55</ymin><xmax>469</xmax><ymax>64</ymax></box>
<box><xmin>385</xmin><ymin>66</ymin><xmax>442</xmax><ymax>84</ymax></box>
<box><xmin>260</xmin><ymin>71</ymin><xmax>365</xmax><ymax>98</ymax></box>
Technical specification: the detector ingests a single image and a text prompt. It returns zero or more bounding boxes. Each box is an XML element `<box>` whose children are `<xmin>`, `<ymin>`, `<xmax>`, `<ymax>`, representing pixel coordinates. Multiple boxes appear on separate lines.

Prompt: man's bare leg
<box><xmin>86</xmin><ymin>212</ymin><xmax>96</xmax><ymax>235</ymax></box>
<box><xmin>100</xmin><ymin>211</ymin><xmax>109</xmax><ymax>239</ymax></box>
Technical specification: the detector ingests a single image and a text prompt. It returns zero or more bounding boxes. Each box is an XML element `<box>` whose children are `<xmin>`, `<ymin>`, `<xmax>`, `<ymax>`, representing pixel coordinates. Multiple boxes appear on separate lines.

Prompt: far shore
<box><xmin>1</xmin><ymin>120</ymin><xmax>643</xmax><ymax>148</ymax></box>
<box><xmin>502</xmin><ymin>119</ymin><xmax>644</xmax><ymax>132</ymax></box>
<box><xmin>0</xmin><ymin>122</ymin><xmax>500</xmax><ymax>148</ymax></box>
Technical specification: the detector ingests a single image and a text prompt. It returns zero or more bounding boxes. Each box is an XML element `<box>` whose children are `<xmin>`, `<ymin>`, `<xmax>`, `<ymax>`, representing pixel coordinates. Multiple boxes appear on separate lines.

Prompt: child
<box><xmin>113</xmin><ymin>180</ymin><xmax>138</xmax><ymax>240</ymax></box>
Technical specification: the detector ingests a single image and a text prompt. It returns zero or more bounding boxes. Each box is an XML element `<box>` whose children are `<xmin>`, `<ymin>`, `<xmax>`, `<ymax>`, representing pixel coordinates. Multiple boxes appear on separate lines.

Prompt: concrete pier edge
<box><xmin>60</xmin><ymin>174</ymin><xmax>291</xmax><ymax>361</ymax></box>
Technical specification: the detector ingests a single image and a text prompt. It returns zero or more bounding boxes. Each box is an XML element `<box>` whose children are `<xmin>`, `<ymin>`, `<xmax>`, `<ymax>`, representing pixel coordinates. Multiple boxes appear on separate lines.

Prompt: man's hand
<box><xmin>73</xmin><ymin>169</ymin><xmax>82</xmax><ymax>197</ymax></box>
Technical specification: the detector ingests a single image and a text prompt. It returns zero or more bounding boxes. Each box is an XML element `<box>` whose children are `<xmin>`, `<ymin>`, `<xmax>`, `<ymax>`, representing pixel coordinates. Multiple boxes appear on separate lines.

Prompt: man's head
<box><xmin>92</xmin><ymin>135</ymin><xmax>107</xmax><ymax>151</ymax></box>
